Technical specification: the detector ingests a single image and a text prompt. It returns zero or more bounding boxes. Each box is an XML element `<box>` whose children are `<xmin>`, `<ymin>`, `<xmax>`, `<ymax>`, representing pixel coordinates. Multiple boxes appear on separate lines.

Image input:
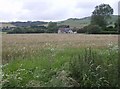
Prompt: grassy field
<box><xmin>2</xmin><ymin>34</ymin><xmax>119</xmax><ymax>88</ymax></box>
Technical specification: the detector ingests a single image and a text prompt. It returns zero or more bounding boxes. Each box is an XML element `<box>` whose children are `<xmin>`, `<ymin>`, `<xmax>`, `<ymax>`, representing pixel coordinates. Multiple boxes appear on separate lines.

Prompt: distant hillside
<box><xmin>0</xmin><ymin>21</ymin><xmax>48</xmax><ymax>29</ymax></box>
<box><xmin>1</xmin><ymin>15</ymin><xmax>118</xmax><ymax>29</ymax></box>
<box><xmin>58</xmin><ymin>15</ymin><xmax>118</xmax><ymax>28</ymax></box>
<box><xmin>10</xmin><ymin>21</ymin><xmax>48</xmax><ymax>27</ymax></box>
<box><xmin>0</xmin><ymin>23</ymin><xmax>16</xmax><ymax>28</ymax></box>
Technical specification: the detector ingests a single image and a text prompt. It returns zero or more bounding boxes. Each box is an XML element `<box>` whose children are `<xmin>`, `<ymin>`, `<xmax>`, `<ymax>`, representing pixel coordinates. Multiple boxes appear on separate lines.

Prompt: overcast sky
<box><xmin>0</xmin><ymin>0</ymin><xmax>119</xmax><ymax>22</ymax></box>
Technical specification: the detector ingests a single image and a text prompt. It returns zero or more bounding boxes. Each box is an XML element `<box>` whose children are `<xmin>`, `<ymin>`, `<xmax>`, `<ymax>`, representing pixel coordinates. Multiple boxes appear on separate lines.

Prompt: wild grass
<box><xmin>2</xmin><ymin>34</ymin><xmax>119</xmax><ymax>88</ymax></box>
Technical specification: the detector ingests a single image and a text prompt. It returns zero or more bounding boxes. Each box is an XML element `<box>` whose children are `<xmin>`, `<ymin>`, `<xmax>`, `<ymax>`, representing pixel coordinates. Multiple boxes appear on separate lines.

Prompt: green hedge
<box><xmin>77</xmin><ymin>25</ymin><xmax>102</xmax><ymax>34</ymax></box>
<box><xmin>7</xmin><ymin>27</ymin><xmax>46</xmax><ymax>34</ymax></box>
<box><xmin>100</xmin><ymin>31</ymin><xmax>119</xmax><ymax>34</ymax></box>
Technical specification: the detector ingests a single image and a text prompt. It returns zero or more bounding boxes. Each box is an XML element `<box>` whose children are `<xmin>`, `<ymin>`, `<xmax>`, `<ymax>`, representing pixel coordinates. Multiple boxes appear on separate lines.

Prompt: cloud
<box><xmin>0</xmin><ymin>0</ymin><xmax>119</xmax><ymax>22</ymax></box>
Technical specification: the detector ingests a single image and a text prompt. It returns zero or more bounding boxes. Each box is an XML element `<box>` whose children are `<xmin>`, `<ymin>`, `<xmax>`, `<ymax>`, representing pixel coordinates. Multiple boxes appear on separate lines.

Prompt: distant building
<box><xmin>58</xmin><ymin>27</ymin><xmax>73</xmax><ymax>34</ymax></box>
<box><xmin>0</xmin><ymin>23</ymin><xmax>16</xmax><ymax>29</ymax></box>
<box><xmin>0</xmin><ymin>23</ymin><xmax>16</xmax><ymax>31</ymax></box>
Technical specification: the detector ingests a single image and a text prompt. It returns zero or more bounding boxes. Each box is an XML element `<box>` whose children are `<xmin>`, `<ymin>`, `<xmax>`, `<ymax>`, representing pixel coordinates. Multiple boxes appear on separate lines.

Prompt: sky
<box><xmin>0</xmin><ymin>0</ymin><xmax>119</xmax><ymax>22</ymax></box>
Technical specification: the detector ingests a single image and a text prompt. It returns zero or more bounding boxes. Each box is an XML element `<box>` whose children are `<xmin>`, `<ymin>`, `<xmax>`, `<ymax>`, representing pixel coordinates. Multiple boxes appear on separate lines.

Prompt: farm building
<box><xmin>58</xmin><ymin>27</ymin><xmax>73</xmax><ymax>33</ymax></box>
<box><xmin>0</xmin><ymin>23</ymin><xmax>16</xmax><ymax>29</ymax></box>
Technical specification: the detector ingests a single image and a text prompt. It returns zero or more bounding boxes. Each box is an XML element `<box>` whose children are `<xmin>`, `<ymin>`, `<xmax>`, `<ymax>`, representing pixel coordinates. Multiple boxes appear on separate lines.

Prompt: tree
<box><xmin>114</xmin><ymin>16</ymin><xmax>120</xmax><ymax>32</ymax></box>
<box><xmin>47</xmin><ymin>22</ymin><xmax>58</xmax><ymax>33</ymax></box>
<box><xmin>91</xmin><ymin>4</ymin><xmax>113</xmax><ymax>28</ymax></box>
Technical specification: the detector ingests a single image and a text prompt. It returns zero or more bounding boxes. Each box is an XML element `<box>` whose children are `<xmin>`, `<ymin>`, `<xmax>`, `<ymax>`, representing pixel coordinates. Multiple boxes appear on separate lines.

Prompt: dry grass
<box><xmin>2</xmin><ymin>34</ymin><xmax>118</xmax><ymax>49</ymax></box>
<box><xmin>3</xmin><ymin>33</ymin><xmax>118</xmax><ymax>64</ymax></box>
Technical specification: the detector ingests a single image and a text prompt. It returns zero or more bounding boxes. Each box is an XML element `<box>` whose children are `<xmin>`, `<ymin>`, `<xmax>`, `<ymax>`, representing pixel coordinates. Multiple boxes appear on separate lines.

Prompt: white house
<box><xmin>58</xmin><ymin>27</ymin><xmax>73</xmax><ymax>34</ymax></box>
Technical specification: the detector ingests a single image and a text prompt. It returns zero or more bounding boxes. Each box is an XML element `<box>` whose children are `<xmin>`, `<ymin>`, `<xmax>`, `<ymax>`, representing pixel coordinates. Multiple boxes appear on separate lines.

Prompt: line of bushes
<box><xmin>7</xmin><ymin>23</ymin><xmax>59</xmax><ymax>34</ymax></box>
<box><xmin>98</xmin><ymin>31</ymin><xmax>119</xmax><ymax>34</ymax></box>
<box><xmin>77</xmin><ymin>25</ymin><xmax>119</xmax><ymax>34</ymax></box>
<box><xmin>6</xmin><ymin>24</ymin><xmax>119</xmax><ymax>34</ymax></box>
<box><xmin>7</xmin><ymin>26</ymin><xmax>47</xmax><ymax>34</ymax></box>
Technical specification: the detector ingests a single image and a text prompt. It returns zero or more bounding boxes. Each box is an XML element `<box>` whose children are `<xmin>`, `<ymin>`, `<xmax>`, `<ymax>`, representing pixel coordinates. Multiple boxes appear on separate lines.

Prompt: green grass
<box><xmin>2</xmin><ymin>45</ymin><xmax>119</xmax><ymax>87</ymax></box>
<box><xmin>58</xmin><ymin>17</ymin><xmax>90</xmax><ymax>28</ymax></box>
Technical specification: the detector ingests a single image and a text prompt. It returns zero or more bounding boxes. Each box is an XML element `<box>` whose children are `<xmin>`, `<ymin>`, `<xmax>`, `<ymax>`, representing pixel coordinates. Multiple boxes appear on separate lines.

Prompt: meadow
<box><xmin>2</xmin><ymin>34</ymin><xmax>119</xmax><ymax>88</ymax></box>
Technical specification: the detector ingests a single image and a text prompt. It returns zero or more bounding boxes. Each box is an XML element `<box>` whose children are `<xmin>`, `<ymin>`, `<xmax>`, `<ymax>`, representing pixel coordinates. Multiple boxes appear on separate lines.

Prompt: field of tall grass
<box><xmin>1</xmin><ymin>34</ymin><xmax>119</xmax><ymax>88</ymax></box>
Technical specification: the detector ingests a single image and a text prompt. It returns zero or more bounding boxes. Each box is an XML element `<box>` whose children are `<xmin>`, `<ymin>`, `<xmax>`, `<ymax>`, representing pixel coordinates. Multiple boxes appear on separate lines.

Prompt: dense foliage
<box><xmin>47</xmin><ymin>22</ymin><xmax>58</xmax><ymax>33</ymax></box>
<box><xmin>7</xmin><ymin>26</ymin><xmax>46</xmax><ymax>34</ymax></box>
<box><xmin>6</xmin><ymin>22</ymin><xmax>59</xmax><ymax>34</ymax></box>
<box><xmin>2</xmin><ymin>47</ymin><xmax>119</xmax><ymax>87</ymax></box>
<box><xmin>77</xmin><ymin>25</ymin><xmax>101</xmax><ymax>34</ymax></box>
<box><xmin>91</xmin><ymin>4</ymin><xmax>113</xmax><ymax>28</ymax></box>
<box><xmin>114</xmin><ymin>16</ymin><xmax>120</xmax><ymax>32</ymax></box>
<box><xmin>77</xmin><ymin>4</ymin><xmax>118</xmax><ymax>34</ymax></box>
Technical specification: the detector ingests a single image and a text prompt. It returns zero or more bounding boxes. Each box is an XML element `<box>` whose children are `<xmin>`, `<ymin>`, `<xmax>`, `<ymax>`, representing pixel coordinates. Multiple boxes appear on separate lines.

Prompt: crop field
<box><xmin>1</xmin><ymin>34</ymin><xmax>119</xmax><ymax>88</ymax></box>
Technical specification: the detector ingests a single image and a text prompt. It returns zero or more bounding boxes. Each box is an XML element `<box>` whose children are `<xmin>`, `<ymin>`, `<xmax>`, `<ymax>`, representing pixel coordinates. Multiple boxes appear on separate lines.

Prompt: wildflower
<box><xmin>89</xmin><ymin>60</ymin><xmax>93</xmax><ymax>64</ymax></box>
<box><xmin>103</xmin><ymin>80</ymin><xmax>109</xmax><ymax>84</ymax></box>
<box><xmin>108</xmin><ymin>64</ymin><xmax>112</xmax><ymax>67</ymax></box>
<box><xmin>51</xmin><ymin>48</ymin><xmax>54</xmax><ymax>51</ymax></box>
<box><xmin>36</xmin><ymin>76</ymin><xmax>39</xmax><ymax>78</ymax></box>
<box><xmin>35</xmin><ymin>67</ymin><xmax>38</xmax><ymax>69</ymax></box>
<box><xmin>88</xmin><ymin>69</ymin><xmax>91</xmax><ymax>72</ymax></box>
<box><xmin>41</xmin><ymin>69</ymin><xmax>45</xmax><ymax>72</ymax></box>
<box><xmin>19</xmin><ymin>64</ymin><xmax>23</xmax><ymax>68</ymax></box>
<box><xmin>5</xmin><ymin>74</ymin><xmax>9</xmax><ymax>77</ymax></box>
<box><xmin>99</xmin><ymin>77</ymin><xmax>105</xmax><ymax>80</ymax></box>
<box><xmin>2</xmin><ymin>63</ymin><xmax>8</xmax><ymax>67</ymax></box>
<box><xmin>18</xmin><ymin>77</ymin><xmax>22</xmax><ymax>80</ymax></box>
<box><xmin>23</xmin><ymin>47</ymin><xmax>26</xmax><ymax>50</ymax></box>
<box><xmin>90</xmin><ymin>64</ymin><xmax>94</xmax><ymax>67</ymax></box>
<box><xmin>108</xmin><ymin>42</ymin><xmax>113</xmax><ymax>47</ymax></box>
<box><xmin>52</xmin><ymin>54</ymin><xmax>56</xmax><ymax>57</ymax></box>
<box><xmin>46</xmin><ymin>43</ymin><xmax>48</xmax><ymax>45</ymax></box>
<box><xmin>104</xmin><ymin>70</ymin><xmax>108</xmax><ymax>72</ymax></box>
<box><xmin>111</xmin><ymin>45</ymin><xmax>119</xmax><ymax>51</ymax></box>
<box><xmin>96</xmin><ymin>65</ymin><xmax>101</xmax><ymax>71</ymax></box>
<box><xmin>94</xmin><ymin>74</ymin><xmax>99</xmax><ymax>77</ymax></box>
<box><xmin>2</xmin><ymin>74</ymin><xmax>4</xmax><ymax>77</ymax></box>
<box><xmin>21</xmin><ymin>69</ymin><xmax>25</xmax><ymax>71</ymax></box>
<box><xmin>17</xmin><ymin>72</ymin><xmax>20</xmax><ymax>75</ymax></box>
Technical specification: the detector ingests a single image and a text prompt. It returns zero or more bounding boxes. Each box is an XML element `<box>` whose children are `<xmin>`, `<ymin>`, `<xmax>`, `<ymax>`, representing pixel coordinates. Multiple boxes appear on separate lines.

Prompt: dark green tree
<box><xmin>47</xmin><ymin>22</ymin><xmax>58</xmax><ymax>33</ymax></box>
<box><xmin>114</xmin><ymin>16</ymin><xmax>120</xmax><ymax>32</ymax></box>
<box><xmin>91</xmin><ymin>4</ymin><xmax>113</xmax><ymax>28</ymax></box>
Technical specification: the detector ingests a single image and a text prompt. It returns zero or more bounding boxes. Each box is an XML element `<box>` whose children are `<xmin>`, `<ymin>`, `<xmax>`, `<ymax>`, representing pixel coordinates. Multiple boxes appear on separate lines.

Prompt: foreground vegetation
<box><xmin>2</xmin><ymin>34</ymin><xmax>119</xmax><ymax>88</ymax></box>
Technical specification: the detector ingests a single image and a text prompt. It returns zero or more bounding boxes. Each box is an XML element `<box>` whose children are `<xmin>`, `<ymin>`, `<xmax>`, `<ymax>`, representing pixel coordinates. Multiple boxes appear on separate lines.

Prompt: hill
<box><xmin>57</xmin><ymin>15</ymin><xmax>118</xmax><ymax>28</ymax></box>
<box><xmin>10</xmin><ymin>21</ymin><xmax>48</xmax><ymax>27</ymax></box>
<box><xmin>0</xmin><ymin>21</ymin><xmax>48</xmax><ymax>28</ymax></box>
<box><xmin>0</xmin><ymin>23</ymin><xmax>16</xmax><ymax>28</ymax></box>
<box><xmin>0</xmin><ymin>15</ymin><xmax>118</xmax><ymax>29</ymax></box>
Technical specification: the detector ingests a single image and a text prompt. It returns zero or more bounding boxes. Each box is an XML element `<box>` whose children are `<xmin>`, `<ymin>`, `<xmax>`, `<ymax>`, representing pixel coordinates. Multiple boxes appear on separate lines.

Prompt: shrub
<box><xmin>100</xmin><ymin>31</ymin><xmax>119</xmax><ymax>34</ymax></box>
<box><xmin>104</xmin><ymin>26</ymin><xmax>117</xmax><ymax>31</ymax></box>
<box><xmin>86</xmin><ymin>25</ymin><xmax>102</xmax><ymax>34</ymax></box>
<box><xmin>47</xmin><ymin>22</ymin><xmax>58</xmax><ymax>33</ymax></box>
<box><xmin>77</xmin><ymin>28</ymin><xmax>87</xmax><ymax>33</ymax></box>
<box><xmin>77</xmin><ymin>25</ymin><xmax>101</xmax><ymax>34</ymax></box>
<box><xmin>69</xmin><ymin>48</ymin><xmax>118</xmax><ymax>87</ymax></box>
<box><xmin>7</xmin><ymin>27</ymin><xmax>45</xmax><ymax>34</ymax></box>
